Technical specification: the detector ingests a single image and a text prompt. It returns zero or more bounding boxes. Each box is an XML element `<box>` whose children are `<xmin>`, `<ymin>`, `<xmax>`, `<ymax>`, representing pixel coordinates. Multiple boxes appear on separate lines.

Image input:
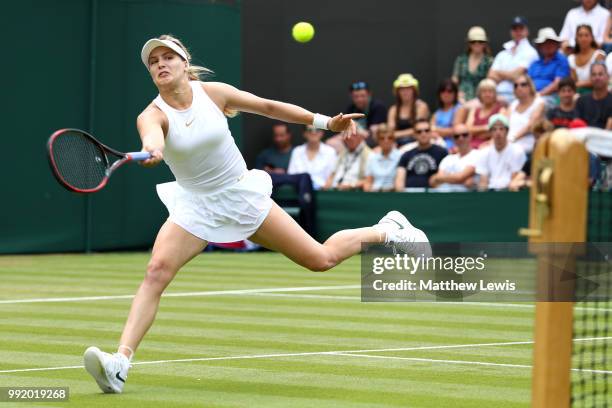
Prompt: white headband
<box><xmin>141</xmin><ymin>38</ymin><xmax>189</xmax><ymax>68</ymax></box>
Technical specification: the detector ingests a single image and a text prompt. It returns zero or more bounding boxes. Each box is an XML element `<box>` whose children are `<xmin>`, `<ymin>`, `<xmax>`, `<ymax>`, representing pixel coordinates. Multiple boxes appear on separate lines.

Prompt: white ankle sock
<box><xmin>118</xmin><ymin>345</ymin><xmax>134</xmax><ymax>362</ymax></box>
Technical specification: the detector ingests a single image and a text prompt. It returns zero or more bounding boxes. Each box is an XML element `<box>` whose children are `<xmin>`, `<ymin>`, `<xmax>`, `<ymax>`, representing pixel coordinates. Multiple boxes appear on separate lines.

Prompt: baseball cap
<box><xmin>488</xmin><ymin>114</ymin><xmax>509</xmax><ymax>130</ymax></box>
<box><xmin>511</xmin><ymin>16</ymin><xmax>528</xmax><ymax>28</ymax></box>
<box><xmin>349</xmin><ymin>81</ymin><xmax>369</xmax><ymax>91</ymax></box>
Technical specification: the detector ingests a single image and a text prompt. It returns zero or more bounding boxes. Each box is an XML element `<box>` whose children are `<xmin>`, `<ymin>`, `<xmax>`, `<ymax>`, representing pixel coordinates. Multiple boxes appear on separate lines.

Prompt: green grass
<box><xmin>0</xmin><ymin>252</ymin><xmax>534</xmax><ymax>407</ymax></box>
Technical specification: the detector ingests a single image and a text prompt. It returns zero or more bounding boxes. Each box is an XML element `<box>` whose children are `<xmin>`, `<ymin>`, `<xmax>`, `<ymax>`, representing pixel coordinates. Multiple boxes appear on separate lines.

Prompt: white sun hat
<box><xmin>534</xmin><ymin>27</ymin><xmax>562</xmax><ymax>44</ymax></box>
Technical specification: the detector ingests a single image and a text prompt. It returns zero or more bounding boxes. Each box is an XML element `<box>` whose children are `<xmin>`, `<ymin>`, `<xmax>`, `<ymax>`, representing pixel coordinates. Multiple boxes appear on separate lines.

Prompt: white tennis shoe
<box><xmin>374</xmin><ymin>211</ymin><xmax>432</xmax><ymax>257</ymax></box>
<box><xmin>84</xmin><ymin>346</ymin><xmax>130</xmax><ymax>394</ymax></box>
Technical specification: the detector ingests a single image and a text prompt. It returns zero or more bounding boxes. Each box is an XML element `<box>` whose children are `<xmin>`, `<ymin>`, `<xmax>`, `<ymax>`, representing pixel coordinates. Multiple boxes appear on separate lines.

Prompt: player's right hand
<box><xmin>140</xmin><ymin>148</ymin><xmax>163</xmax><ymax>167</ymax></box>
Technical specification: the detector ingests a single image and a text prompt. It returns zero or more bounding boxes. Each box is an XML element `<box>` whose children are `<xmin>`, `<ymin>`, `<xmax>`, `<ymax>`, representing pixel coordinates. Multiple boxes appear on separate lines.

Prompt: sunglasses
<box><xmin>514</xmin><ymin>81</ymin><xmax>529</xmax><ymax>88</ymax></box>
<box><xmin>469</xmin><ymin>40</ymin><xmax>486</xmax><ymax>44</ymax></box>
<box><xmin>377</xmin><ymin>135</ymin><xmax>394</xmax><ymax>141</ymax></box>
<box><xmin>453</xmin><ymin>132</ymin><xmax>470</xmax><ymax>139</ymax></box>
<box><xmin>350</xmin><ymin>81</ymin><xmax>368</xmax><ymax>91</ymax></box>
<box><xmin>415</xmin><ymin>129</ymin><xmax>430</xmax><ymax>134</ymax></box>
<box><xmin>441</xmin><ymin>88</ymin><xmax>455</xmax><ymax>94</ymax></box>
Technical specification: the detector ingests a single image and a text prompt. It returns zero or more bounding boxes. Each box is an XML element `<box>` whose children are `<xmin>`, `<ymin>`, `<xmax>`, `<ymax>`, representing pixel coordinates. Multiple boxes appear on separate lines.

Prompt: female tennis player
<box><xmin>84</xmin><ymin>34</ymin><xmax>430</xmax><ymax>394</ymax></box>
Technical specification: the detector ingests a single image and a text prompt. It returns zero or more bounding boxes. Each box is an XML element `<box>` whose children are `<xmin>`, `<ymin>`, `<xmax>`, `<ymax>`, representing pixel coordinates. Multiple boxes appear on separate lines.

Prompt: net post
<box><xmin>529</xmin><ymin>129</ymin><xmax>589</xmax><ymax>408</ymax></box>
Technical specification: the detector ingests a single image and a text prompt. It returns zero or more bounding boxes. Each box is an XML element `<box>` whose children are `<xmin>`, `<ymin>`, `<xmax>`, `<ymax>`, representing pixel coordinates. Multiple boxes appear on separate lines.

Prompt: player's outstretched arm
<box><xmin>203</xmin><ymin>82</ymin><xmax>363</xmax><ymax>135</ymax></box>
<box><xmin>137</xmin><ymin>106</ymin><xmax>166</xmax><ymax>167</ymax></box>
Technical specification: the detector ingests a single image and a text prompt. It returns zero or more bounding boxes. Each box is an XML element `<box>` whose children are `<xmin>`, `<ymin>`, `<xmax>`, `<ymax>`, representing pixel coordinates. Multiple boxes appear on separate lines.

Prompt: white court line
<box><xmin>335</xmin><ymin>353</ymin><xmax>612</xmax><ymax>374</ymax></box>
<box><xmin>0</xmin><ymin>340</ymin><xmax>532</xmax><ymax>374</ymax></box>
<box><xmin>0</xmin><ymin>285</ymin><xmax>361</xmax><ymax>305</ymax></box>
<box><xmin>1</xmin><ymin>337</ymin><xmax>610</xmax><ymax>375</ymax></box>
<box><xmin>249</xmin><ymin>293</ymin><xmax>359</xmax><ymax>301</ymax></box>
<box><xmin>2</xmin><ymin>286</ymin><xmax>612</xmax><ymax>314</ymax></box>
<box><xmin>250</xmin><ymin>293</ymin><xmax>612</xmax><ymax>314</ymax></box>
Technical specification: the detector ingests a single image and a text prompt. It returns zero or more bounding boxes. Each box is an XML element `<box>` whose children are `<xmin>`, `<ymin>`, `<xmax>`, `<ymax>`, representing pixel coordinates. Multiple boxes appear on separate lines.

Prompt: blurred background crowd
<box><xmin>254</xmin><ymin>0</ymin><xmax>612</xmax><ymax>193</ymax></box>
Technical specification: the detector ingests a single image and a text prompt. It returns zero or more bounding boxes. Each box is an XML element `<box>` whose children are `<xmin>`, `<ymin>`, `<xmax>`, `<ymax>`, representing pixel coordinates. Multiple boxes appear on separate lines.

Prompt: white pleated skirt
<box><xmin>156</xmin><ymin>169</ymin><xmax>273</xmax><ymax>243</ymax></box>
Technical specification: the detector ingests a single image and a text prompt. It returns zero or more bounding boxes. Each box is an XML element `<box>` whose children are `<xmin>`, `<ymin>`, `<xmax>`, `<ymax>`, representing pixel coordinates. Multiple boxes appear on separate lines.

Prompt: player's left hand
<box><xmin>328</xmin><ymin>113</ymin><xmax>365</xmax><ymax>139</ymax></box>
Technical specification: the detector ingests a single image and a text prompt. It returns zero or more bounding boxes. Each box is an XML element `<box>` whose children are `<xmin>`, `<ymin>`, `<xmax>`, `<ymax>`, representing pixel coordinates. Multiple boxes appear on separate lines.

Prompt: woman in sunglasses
<box><xmin>507</xmin><ymin>74</ymin><xmax>545</xmax><ymax>153</ymax></box>
<box><xmin>452</xmin><ymin>26</ymin><xmax>493</xmax><ymax>104</ymax></box>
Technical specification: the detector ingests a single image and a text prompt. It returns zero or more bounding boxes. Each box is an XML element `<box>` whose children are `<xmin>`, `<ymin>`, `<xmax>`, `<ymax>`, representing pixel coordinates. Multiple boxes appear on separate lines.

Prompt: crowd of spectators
<box><xmin>256</xmin><ymin>0</ymin><xmax>612</xmax><ymax>192</ymax></box>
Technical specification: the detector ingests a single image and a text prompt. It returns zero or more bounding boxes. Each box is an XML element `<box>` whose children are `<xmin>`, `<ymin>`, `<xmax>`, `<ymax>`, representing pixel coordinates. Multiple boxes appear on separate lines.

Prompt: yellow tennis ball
<box><xmin>292</xmin><ymin>22</ymin><xmax>315</xmax><ymax>43</ymax></box>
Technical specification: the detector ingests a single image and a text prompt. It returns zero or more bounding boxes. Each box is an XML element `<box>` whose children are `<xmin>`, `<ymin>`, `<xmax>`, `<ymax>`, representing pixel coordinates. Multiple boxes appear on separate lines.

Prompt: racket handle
<box><xmin>126</xmin><ymin>151</ymin><xmax>152</xmax><ymax>161</ymax></box>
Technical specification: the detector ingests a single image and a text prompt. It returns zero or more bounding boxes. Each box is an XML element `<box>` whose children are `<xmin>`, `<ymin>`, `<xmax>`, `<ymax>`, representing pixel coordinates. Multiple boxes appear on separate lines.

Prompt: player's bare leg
<box><xmin>84</xmin><ymin>221</ymin><xmax>207</xmax><ymax>393</ymax></box>
<box><xmin>249</xmin><ymin>202</ymin><xmax>430</xmax><ymax>272</ymax></box>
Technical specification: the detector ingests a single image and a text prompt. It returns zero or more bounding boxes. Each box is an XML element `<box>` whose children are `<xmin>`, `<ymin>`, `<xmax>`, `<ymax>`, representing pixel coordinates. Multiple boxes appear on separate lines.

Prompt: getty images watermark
<box><xmin>361</xmin><ymin>243</ymin><xmax>612</xmax><ymax>302</ymax></box>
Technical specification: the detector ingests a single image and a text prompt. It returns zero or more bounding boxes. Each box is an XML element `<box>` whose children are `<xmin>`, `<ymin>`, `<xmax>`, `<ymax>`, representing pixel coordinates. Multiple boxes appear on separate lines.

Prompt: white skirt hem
<box><xmin>156</xmin><ymin>169</ymin><xmax>273</xmax><ymax>243</ymax></box>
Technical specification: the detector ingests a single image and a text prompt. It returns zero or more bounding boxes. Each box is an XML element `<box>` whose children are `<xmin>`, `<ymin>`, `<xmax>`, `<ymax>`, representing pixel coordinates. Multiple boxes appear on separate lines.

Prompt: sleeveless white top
<box><xmin>568</xmin><ymin>50</ymin><xmax>606</xmax><ymax>82</ymax></box>
<box><xmin>507</xmin><ymin>96</ymin><xmax>544</xmax><ymax>154</ymax></box>
<box><xmin>153</xmin><ymin>81</ymin><xmax>246</xmax><ymax>192</ymax></box>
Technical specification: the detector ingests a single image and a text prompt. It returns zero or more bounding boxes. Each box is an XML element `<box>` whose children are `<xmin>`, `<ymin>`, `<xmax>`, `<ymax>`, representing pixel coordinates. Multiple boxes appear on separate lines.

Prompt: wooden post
<box><xmin>530</xmin><ymin>129</ymin><xmax>589</xmax><ymax>408</ymax></box>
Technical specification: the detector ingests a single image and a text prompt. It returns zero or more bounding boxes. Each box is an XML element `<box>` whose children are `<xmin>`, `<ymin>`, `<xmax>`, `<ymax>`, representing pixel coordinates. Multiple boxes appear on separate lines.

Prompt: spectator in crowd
<box><xmin>363</xmin><ymin>124</ymin><xmax>402</xmax><ymax>192</ymax></box>
<box><xmin>476</xmin><ymin>114</ymin><xmax>527</xmax><ymax>190</ymax></box>
<box><xmin>255</xmin><ymin>122</ymin><xmax>294</xmax><ymax>174</ymax></box>
<box><xmin>287</xmin><ymin>125</ymin><xmax>337</xmax><ymax>190</ymax></box>
<box><xmin>568</xmin><ymin>24</ymin><xmax>606</xmax><ymax>94</ymax></box>
<box><xmin>508</xmin><ymin>119</ymin><xmax>555</xmax><ymax>191</ymax></box>
<box><xmin>603</xmin><ymin>12</ymin><xmax>612</xmax><ymax>54</ymax></box>
<box><xmin>429</xmin><ymin>124</ymin><xmax>480</xmax><ymax>192</ymax></box>
<box><xmin>324</xmin><ymin>127</ymin><xmax>371</xmax><ymax>190</ymax></box>
<box><xmin>567</xmin><ymin>118</ymin><xmax>603</xmax><ymax>187</ymax></box>
<box><xmin>512</xmin><ymin>118</ymin><xmax>602</xmax><ymax>189</ymax></box>
<box><xmin>576</xmin><ymin>61</ymin><xmax>612</xmax><ymax>129</ymax></box>
<box><xmin>507</xmin><ymin>74</ymin><xmax>545</xmax><ymax>153</ymax></box>
<box><xmin>387</xmin><ymin>73</ymin><xmax>430</xmax><ymax>147</ymax></box>
<box><xmin>345</xmin><ymin>80</ymin><xmax>388</xmax><ymax>143</ymax></box>
<box><xmin>466</xmin><ymin>79</ymin><xmax>505</xmax><ymax>148</ymax></box>
<box><xmin>488</xmin><ymin>16</ymin><xmax>539</xmax><ymax>104</ymax></box>
<box><xmin>528</xmin><ymin>28</ymin><xmax>570</xmax><ymax>108</ymax></box>
<box><xmin>547</xmin><ymin>77</ymin><xmax>579</xmax><ymax>128</ymax></box>
<box><xmin>395</xmin><ymin>119</ymin><xmax>447</xmax><ymax>190</ymax></box>
<box><xmin>397</xmin><ymin>132</ymin><xmax>447</xmax><ymax>154</ymax></box>
<box><xmin>431</xmin><ymin>79</ymin><xmax>466</xmax><ymax>150</ymax></box>
<box><xmin>559</xmin><ymin>0</ymin><xmax>609</xmax><ymax>52</ymax></box>
<box><xmin>452</xmin><ymin>26</ymin><xmax>494</xmax><ymax>104</ymax></box>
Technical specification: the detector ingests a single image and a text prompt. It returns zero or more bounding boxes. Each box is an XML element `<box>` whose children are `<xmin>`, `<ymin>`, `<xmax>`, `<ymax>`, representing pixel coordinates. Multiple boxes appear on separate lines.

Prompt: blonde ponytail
<box><xmin>157</xmin><ymin>34</ymin><xmax>237</xmax><ymax>117</ymax></box>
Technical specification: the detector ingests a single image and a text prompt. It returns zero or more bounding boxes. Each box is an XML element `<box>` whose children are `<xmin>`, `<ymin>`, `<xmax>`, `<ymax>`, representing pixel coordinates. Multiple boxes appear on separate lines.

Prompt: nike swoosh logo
<box><xmin>115</xmin><ymin>372</ymin><xmax>126</xmax><ymax>383</ymax></box>
<box><xmin>390</xmin><ymin>219</ymin><xmax>404</xmax><ymax>229</ymax></box>
<box><xmin>186</xmin><ymin>118</ymin><xmax>195</xmax><ymax>127</ymax></box>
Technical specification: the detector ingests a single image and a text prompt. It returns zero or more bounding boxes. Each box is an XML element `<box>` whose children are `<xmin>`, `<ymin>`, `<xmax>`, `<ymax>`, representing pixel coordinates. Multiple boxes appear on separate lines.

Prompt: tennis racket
<box><xmin>47</xmin><ymin>128</ymin><xmax>151</xmax><ymax>193</ymax></box>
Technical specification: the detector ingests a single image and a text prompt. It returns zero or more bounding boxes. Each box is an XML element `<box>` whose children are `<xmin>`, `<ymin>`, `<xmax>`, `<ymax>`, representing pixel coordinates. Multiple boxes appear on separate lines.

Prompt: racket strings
<box><xmin>51</xmin><ymin>131</ymin><xmax>108</xmax><ymax>190</ymax></box>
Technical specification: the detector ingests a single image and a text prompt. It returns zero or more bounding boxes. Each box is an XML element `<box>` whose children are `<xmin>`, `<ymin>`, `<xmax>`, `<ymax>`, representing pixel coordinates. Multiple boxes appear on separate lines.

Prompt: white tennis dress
<box><xmin>154</xmin><ymin>81</ymin><xmax>273</xmax><ymax>242</ymax></box>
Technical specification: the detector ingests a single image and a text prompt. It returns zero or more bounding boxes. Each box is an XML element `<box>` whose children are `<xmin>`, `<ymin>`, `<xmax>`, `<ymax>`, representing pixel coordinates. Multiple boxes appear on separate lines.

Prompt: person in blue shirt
<box><xmin>528</xmin><ymin>27</ymin><xmax>570</xmax><ymax>108</ymax></box>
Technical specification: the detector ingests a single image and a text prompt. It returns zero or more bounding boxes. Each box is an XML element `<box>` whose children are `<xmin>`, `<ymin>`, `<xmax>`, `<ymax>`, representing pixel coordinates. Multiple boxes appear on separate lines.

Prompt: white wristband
<box><xmin>313</xmin><ymin>113</ymin><xmax>331</xmax><ymax>130</ymax></box>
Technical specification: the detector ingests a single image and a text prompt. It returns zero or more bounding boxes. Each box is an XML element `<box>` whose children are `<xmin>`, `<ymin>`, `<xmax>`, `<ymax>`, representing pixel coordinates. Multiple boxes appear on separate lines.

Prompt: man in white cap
<box><xmin>476</xmin><ymin>114</ymin><xmax>526</xmax><ymax>190</ymax></box>
<box><xmin>528</xmin><ymin>27</ymin><xmax>570</xmax><ymax>108</ymax></box>
<box><xmin>559</xmin><ymin>0</ymin><xmax>610</xmax><ymax>53</ymax></box>
<box><xmin>488</xmin><ymin>16</ymin><xmax>539</xmax><ymax>104</ymax></box>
